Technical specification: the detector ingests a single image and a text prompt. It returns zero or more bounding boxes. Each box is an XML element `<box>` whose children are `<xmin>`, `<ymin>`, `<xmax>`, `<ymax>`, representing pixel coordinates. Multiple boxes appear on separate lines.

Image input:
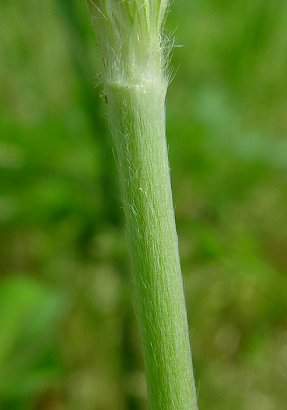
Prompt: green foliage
<box><xmin>1</xmin><ymin>0</ymin><xmax>287</xmax><ymax>408</ymax></box>
<box><xmin>0</xmin><ymin>277</ymin><xmax>64</xmax><ymax>409</ymax></box>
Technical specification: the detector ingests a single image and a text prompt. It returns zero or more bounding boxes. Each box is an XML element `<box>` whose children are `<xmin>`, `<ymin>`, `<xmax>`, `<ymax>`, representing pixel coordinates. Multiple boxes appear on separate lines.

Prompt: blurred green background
<box><xmin>1</xmin><ymin>0</ymin><xmax>287</xmax><ymax>409</ymax></box>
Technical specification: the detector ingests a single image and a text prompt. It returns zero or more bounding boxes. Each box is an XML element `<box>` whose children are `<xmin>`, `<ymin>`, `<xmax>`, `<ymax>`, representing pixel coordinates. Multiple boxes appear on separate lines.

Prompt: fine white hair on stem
<box><xmin>87</xmin><ymin>0</ymin><xmax>170</xmax><ymax>86</ymax></box>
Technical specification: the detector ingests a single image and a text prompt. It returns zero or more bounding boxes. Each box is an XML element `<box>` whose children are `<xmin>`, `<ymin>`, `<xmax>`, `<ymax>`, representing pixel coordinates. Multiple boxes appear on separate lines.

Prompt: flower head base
<box><xmin>88</xmin><ymin>0</ymin><xmax>169</xmax><ymax>86</ymax></box>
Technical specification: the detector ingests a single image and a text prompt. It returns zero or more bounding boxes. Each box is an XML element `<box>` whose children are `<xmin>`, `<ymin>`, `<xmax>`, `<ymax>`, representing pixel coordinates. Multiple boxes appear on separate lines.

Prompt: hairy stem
<box><xmin>87</xmin><ymin>2</ymin><xmax>198</xmax><ymax>408</ymax></box>
<box><xmin>106</xmin><ymin>82</ymin><xmax>197</xmax><ymax>409</ymax></box>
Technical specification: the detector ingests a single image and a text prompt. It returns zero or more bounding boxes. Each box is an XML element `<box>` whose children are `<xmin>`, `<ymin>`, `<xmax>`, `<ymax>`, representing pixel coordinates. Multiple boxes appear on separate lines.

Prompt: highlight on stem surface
<box><xmin>87</xmin><ymin>0</ymin><xmax>169</xmax><ymax>85</ymax></box>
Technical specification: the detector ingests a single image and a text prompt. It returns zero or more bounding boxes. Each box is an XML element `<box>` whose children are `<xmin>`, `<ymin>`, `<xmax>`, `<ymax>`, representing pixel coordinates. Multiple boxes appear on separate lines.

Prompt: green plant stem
<box><xmin>105</xmin><ymin>80</ymin><xmax>198</xmax><ymax>409</ymax></box>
